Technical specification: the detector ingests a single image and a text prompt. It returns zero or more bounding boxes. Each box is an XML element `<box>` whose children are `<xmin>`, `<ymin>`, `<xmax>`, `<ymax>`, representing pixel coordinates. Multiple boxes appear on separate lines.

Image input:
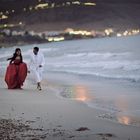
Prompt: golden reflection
<box><xmin>115</xmin><ymin>96</ymin><xmax>131</xmax><ymax>125</ymax></box>
<box><xmin>118</xmin><ymin>116</ymin><xmax>130</xmax><ymax>125</ymax></box>
<box><xmin>117</xmin><ymin>115</ymin><xmax>140</xmax><ymax>126</ymax></box>
<box><xmin>74</xmin><ymin>85</ymin><xmax>90</xmax><ymax>102</ymax></box>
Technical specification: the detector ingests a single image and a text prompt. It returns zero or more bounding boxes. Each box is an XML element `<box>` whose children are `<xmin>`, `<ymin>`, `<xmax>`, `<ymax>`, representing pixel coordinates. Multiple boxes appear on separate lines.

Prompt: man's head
<box><xmin>33</xmin><ymin>47</ymin><xmax>39</xmax><ymax>55</ymax></box>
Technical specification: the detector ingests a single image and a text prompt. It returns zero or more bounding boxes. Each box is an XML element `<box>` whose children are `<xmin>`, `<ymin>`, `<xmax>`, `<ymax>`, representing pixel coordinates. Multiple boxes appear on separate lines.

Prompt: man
<box><xmin>28</xmin><ymin>47</ymin><xmax>45</xmax><ymax>90</ymax></box>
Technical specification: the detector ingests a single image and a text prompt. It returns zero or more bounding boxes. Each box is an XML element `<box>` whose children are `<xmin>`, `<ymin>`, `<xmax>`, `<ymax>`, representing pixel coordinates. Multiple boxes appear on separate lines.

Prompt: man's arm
<box><xmin>39</xmin><ymin>53</ymin><xmax>45</xmax><ymax>67</ymax></box>
<box><xmin>27</xmin><ymin>55</ymin><xmax>33</xmax><ymax>72</ymax></box>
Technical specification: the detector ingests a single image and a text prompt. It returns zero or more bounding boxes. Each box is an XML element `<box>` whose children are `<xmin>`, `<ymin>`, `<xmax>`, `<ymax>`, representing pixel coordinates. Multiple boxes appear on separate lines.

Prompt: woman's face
<box><xmin>16</xmin><ymin>50</ymin><xmax>21</xmax><ymax>56</ymax></box>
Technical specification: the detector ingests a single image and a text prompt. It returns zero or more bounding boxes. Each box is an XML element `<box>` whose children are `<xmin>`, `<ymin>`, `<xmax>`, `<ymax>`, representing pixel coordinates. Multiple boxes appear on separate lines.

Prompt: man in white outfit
<box><xmin>28</xmin><ymin>47</ymin><xmax>45</xmax><ymax>90</ymax></box>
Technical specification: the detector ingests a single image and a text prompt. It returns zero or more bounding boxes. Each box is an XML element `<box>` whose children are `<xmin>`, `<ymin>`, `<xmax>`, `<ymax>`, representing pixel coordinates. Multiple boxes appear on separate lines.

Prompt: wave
<box><xmin>46</xmin><ymin>60</ymin><xmax>140</xmax><ymax>71</ymax></box>
<box><xmin>48</xmin><ymin>69</ymin><xmax>140</xmax><ymax>83</ymax></box>
<box><xmin>65</xmin><ymin>52</ymin><xmax>131</xmax><ymax>59</ymax></box>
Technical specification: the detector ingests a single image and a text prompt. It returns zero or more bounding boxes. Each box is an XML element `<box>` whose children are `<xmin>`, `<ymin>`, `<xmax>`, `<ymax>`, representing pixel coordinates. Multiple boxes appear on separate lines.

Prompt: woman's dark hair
<box><xmin>7</xmin><ymin>48</ymin><xmax>23</xmax><ymax>63</ymax></box>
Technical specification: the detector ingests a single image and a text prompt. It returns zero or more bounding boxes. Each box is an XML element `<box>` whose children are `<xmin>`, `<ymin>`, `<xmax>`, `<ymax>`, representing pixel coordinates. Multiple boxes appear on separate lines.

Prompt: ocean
<box><xmin>1</xmin><ymin>35</ymin><xmax>140</xmax><ymax>83</ymax></box>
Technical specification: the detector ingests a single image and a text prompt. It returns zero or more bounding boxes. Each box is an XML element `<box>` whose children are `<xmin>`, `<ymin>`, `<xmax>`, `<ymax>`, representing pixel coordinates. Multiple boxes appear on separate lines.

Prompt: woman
<box><xmin>5</xmin><ymin>48</ymin><xmax>27</xmax><ymax>89</ymax></box>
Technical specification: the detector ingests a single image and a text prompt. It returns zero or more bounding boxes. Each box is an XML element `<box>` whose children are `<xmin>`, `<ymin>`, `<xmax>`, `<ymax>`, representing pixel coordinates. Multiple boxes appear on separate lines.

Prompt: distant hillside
<box><xmin>1</xmin><ymin>0</ymin><xmax>140</xmax><ymax>31</ymax></box>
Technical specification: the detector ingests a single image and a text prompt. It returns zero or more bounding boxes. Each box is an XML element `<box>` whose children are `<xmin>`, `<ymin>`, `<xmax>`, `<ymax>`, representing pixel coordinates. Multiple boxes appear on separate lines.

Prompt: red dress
<box><xmin>5</xmin><ymin>60</ymin><xmax>27</xmax><ymax>89</ymax></box>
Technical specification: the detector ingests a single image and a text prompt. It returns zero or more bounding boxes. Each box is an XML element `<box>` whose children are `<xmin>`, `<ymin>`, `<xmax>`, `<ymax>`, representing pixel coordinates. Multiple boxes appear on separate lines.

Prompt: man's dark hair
<box><xmin>34</xmin><ymin>47</ymin><xmax>39</xmax><ymax>52</ymax></box>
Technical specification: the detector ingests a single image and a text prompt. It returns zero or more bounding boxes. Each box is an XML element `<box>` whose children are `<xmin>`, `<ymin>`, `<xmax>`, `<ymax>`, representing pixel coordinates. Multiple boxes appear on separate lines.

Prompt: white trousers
<box><xmin>32</xmin><ymin>68</ymin><xmax>43</xmax><ymax>83</ymax></box>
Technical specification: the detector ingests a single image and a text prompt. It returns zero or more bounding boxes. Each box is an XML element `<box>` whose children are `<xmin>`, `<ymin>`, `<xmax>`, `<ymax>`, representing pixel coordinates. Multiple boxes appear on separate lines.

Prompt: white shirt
<box><xmin>29</xmin><ymin>52</ymin><xmax>45</xmax><ymax>71</ymax></box>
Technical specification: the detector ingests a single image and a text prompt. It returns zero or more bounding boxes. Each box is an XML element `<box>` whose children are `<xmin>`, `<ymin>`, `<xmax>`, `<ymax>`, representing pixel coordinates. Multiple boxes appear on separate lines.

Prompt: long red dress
<box><xmin>5</xmin><ymin>60</ymin><xmax>27</xmax><ymax>89</ymax></box>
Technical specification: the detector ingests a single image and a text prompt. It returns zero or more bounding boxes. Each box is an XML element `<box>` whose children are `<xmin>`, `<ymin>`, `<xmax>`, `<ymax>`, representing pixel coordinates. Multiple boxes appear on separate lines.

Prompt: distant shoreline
<box><xmin>1</xmin><ymin>26</ymin><xmax>140</xmax><ymax>48</ymax></box>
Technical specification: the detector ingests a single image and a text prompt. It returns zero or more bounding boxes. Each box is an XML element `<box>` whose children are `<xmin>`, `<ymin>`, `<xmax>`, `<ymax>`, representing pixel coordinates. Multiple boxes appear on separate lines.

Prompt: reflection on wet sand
<box><xmin>118</xmin><ymin>116</ymin><xmax>130</xmax><ymax>125</ymax></box>
<box><xmin>69</xmin><ymin>85</ymin><xmax>140</xmax><ymax>127</ymax></box>
<box><xmin>115</xmin><ymin>96</ymin><xmax>130</xmax><ymax>125</ymax></box>
<box><xmin>74</xmin><ymin>85</ymin><xmax>91</xmax><ymax>102</ymax></box>
<box><xmin>115</xmin><ymin>97</ymin><xmax>140</xmax><ymax>126</ymax></box>
<box><xmin>73</xmin><ymin>85</ymin><xmax>136</xmax><ymax>126</ymax></box>
<box><xmin>116</xmin><ymin>96</ymin><xmax>130</xmax><ymax>125</ymax></box>
<box><xmin>117</xmin><ymin>114</ymin><xmax>140</xmax><ymax>127</ymax></box>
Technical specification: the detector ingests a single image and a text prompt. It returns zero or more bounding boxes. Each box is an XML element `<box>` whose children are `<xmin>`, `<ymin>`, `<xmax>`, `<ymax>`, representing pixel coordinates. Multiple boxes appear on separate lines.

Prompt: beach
<box><xmin>0</xmin><ymin>35</ymin><xmax>140</xmax><ymax>139</ymax></box>
<box><xmin>0</xmin><ymin>71</ymin><xmax>140</xmax><ymax>140</ymax></box>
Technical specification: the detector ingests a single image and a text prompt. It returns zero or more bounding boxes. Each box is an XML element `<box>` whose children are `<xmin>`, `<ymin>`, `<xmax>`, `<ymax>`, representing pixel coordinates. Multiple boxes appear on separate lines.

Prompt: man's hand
<box><xmin>28</xmin><ymin>70</ymin><xmax>30</xmax><ymax>73</ymax></box>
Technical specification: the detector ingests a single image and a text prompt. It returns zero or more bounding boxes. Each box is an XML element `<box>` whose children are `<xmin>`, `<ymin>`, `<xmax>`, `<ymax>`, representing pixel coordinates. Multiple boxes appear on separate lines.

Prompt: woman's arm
<box><xmin>7</xmin><ymin>57</ymin><xmax>13</xmax><ymax>64</ymax></box>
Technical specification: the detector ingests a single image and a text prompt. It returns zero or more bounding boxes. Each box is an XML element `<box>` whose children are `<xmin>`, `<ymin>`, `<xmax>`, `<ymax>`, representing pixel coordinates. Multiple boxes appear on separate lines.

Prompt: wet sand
<box><xmin>0</xmin><ymin>73</ymin><xmax>140</xmax><ymax>140</ymax></box>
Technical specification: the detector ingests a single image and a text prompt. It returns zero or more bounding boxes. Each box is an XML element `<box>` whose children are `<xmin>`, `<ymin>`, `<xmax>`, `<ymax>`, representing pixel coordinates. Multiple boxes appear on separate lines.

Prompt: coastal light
<box><xmin>51</xmin><ymin>3</ymin><xmax>55</xmax><ymax>8</ymax></box>
<box><xmin>66</xmin><ymin>2</ymin><xmax>71</xmax><ymax>5</ymax></box>
<box><xmin>0</xmin><ymin>12</ymin><xmax>3</xmax><ymax>15</ymax></box>
<box><xmin>23</xmin><ymin>8</ymin><xmax>27</xmax><ymax>11</ymax></box>
<box><xmin>6</xmin><ymin>11</ymin><xmax>9</xmax><ymax>15</ymax></box>
<box><xmin>123</xmin><ymin>31</ymin><xmax>128</xmax><ymax>36</ymax></box>
<box><xmin>84</xmin><ymin>31</ymin><xmax>92</xmax><ymax>36</ymax></box>
<box><xmin>67</xmin><ymin>29</ymin><xmax>91</xmax><ymax>36</ymax></box>
<box><xmin>132</xmin><ymin>29</ymin><xmax>139</xmax><ymax>35</ymax></box>
<box><xmin>4</xmin><ymin>24</ymin><xmax>7</xmax><ymax>27</ymax></box>
<box><xmin>35</xmin><ymin>3</ymin><xmax>49</xmax><ymax>9</ymax></box>
<box><xmin>0</xmin><ymin>15</ymin><xmax>8</xmax><ymax>20</ymax></box>
<box><xmin>48</xmin><ymin>37</ymin><xmax>65</xmax><ymax>42</ymax></box>
<box><xmin>19</xmin><ymin>22</ymin><xmax>23</xmax><ymax>25</ymax></box>
<box><xmin>54</xmin><ymin>37</ymin><xmax>65</xmax><ymax>42</ymax></box>
<box><xmin>29</xmin><ymin>6</ymin><xmax>33</xmax><ymax>11</ymax></box>
<box><xmin>117</xmin><ymin>33</ymin><xmax>122</xmax><ymax>37</ymax></box>
<box><xmin>12</xmin><ymin>10</ymin><xmax>15</xmax><ymax>13</ymax></box>
<box><xmin>48</xmin><ymin>37</ymin><xmax>53</xmax><ymax>42</ymax></box>
<box><xmin>84</xmin><ymin>3</ymin><xmax>96</xmax><ymax>6</ymax></box>
<box><xmin>72</xmin><ymin>1</ymin><xmax>80</xmax><ymax>5</ymax></box>
<box><xmin>104</xmin><ymin>28</ymin><xmax>113</xmax><ymax>36</ymax></box>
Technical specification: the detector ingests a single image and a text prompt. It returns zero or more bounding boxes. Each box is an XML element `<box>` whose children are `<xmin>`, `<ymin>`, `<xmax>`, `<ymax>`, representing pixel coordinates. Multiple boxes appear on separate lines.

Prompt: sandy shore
<box><xmin>0</xmin><ymin>74</ymin><xmax>140</xmax><ymax>140</ymax></box>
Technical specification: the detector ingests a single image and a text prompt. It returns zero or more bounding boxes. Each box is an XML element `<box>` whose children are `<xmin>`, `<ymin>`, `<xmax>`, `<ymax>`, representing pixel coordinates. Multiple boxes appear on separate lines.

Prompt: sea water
<box><xmin>1</xmin><ymin>35</ymin><xmax>140</xmax><ymax>82</ymax></box>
